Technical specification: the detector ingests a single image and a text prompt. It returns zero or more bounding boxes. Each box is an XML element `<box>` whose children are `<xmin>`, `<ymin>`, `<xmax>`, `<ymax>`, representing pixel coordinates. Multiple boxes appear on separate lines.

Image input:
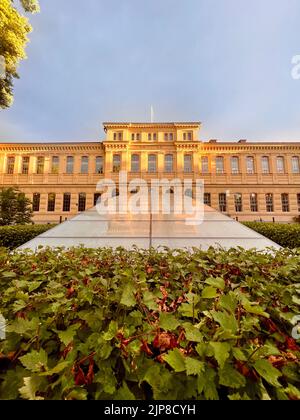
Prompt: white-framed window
<box><xmin>261</xmin><ymin>156</ymin><xmax>270</xmax><ymax>174</ymax></box>
<box><xmin>66</xmin><ymin>156</ymin><xmax>74</xmax><ymax>174</ymax></box>
<box><xmin>81</xmin><ymin>156</ymin><xmax>89</xmax><ymax>174</ymax></box>
<box><xmin>201</xmin><ymin>156</ymin><xmax>209</xmax><ymax>173</ymax></box>
<box><xmin>292</xmin><ymin>156</ymin><xmax>300</xmax><ymax>173</ymax></box>
<box><xmin>246</xmin><ymin>156</ymin><xmax>255</xmax><ymax>174</ymax></box>
<box><xmin>250</xmin><ymin>193</ymin><xmax>258</xmax><ymax>212</ymax></box>
<box><xmin>234</xmin><ymin>193</ymin><xmax>243</xmax><ymax>212</ymax></box>
<box><xmin>164</xmin><ymin>154</ymin><xmax>174</xmax><ymax>173</ymax></box>
<box><xmin>51</xmin><ymin>156</ymin><xmax>59</xmax><ymax>174</ymax></box>
<box><xmin>276</xmin><ymin>156</ymin><xmax>285</xmax><ymax>174</ymax></box>
<box><xmin>148</xmin><ymin>154</ymin><xmax>157</xmax><ymax>173</ymax></box>
<box><xmin>281</xmin><ymin>193</ymin><xmax>289</xmax><ymax>212</ymax></box>
<box><xmin>231</xmin><ymin>156</ymin><xmax>239</xmax><ymax>174</ymax></box>
<box><xmin>113</xmin><ymin>154</ymin><xmax>121</xmax><ymax>173</ymax></box>
<box><xmin>266</xmin><ymin>193</ymin><xmax>274</xmax><ymax>212</ymax></box>
<box><xmin>184</xmin><ymin>154</ymin><xmax>192</xmax><ymax>173</ymax></box>
<box><xmin>216</xmin><ymin>156</ymin><xmax>224</xmax><ymax>174</ymax></box>
<box><xmin>131</xmin><ymin>154</ymin><xmax>140</xmax><ymax>173</ymax></box>
<box><xmin>219</xmin><ymin>193</ymin><xmax>227</xmax><ymax>212</ymax></box>
<box><xmin>95</xmin><ymin>156</ymin><xmax>104</xmax><ymax>174</ymax></box>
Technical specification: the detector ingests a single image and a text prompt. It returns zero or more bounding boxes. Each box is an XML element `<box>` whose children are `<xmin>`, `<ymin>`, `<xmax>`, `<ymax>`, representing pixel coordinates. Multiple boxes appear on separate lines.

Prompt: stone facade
<box><xmin>0</xmin><ymin>122</ymin><xmax>300</xmax><ymax>223</ymax></box>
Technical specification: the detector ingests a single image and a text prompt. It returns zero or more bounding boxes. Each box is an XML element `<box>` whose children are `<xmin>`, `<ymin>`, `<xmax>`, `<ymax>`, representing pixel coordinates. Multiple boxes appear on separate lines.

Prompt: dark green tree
<box><xmin>0</xmin><ymin>187</ymin><xmax>33</xmax><ymax>225</ymax></box>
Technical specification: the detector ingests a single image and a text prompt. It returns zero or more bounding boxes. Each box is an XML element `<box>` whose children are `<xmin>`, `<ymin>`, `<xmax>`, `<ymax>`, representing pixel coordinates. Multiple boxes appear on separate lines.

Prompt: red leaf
<box><xmin>140</xmin><ymin>340</ymin><xmax>153</xmax><ymax>356</ymax></box>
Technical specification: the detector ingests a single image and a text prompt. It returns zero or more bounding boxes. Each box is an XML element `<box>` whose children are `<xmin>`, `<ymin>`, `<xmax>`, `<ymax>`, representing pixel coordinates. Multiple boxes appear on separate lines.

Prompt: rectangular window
<box><xmin>47</xmin><ymin>193</ymin><xmax>56</xmax><ymax>212</ymax></box>
<box><xmin>276</xmin><ymin>156</ymin><xmax>285</xmax><ymax>174</ymax></box>
<box><xmin>281</xmin><ymin>193</ymin><xmax>289</xmax><ymax>212</ymax></box>
<box><xmin>22</xmin><ymin>156</ymin><xmax>30</xmax><ymax>174</ymax></box>
<box><xmin>164</xmin><ymin>133</ymin><xmax>168</xmax><ymax>141</ymax></box>
<box><xmin>113</xmin><ymin>132</ymin><xmax>123</xmax><ymax>141</ymax></box>
<box><xmin>131</xmin><ymin>133</ymin><xmax>135</xmax><ymax>141</ymax></box>
<box><xmin>32</xmin><ymin>193</ymin><xmax>40</xmax><ymax>212</ymax></box>
<box><xmin>201</xmin><ymin>156</ymin><xmax>209</xmax><ymax>174</ymax></box>
<box><xmin>292</xmin><ymin>156</ymin><xmax>300</xmax><ymax>173</ymax></box>
<box><xmin>204</xmin><ymin>193</ymin><xmax>211</xmax><ymax>206</ymax></box>
<box><xmin>81</xmin><ymin>156</ymin><xmax>89</xmax><ymax>174</ymax></box>
<box><xmin>262</xmin><ymin>156</ymin><xmax>270</xmax><ymax>174</ymax></box>
<box><xmin>234</xmin><ymin>193</ymin><xmax>243</xmax><ymax>212</ymax></box>
<box><xmin>297</xmin><ymin>193</ymin><xmax>300</xmax><ymax>212</ymax></box>
<box><xmin>136</xmin><ymin>133</ymin><xmax>141</xmax><ymax>141</ymax></box>
<box><xmin>246</xmin><ymin>156</ymin><xmax>255</xmax><ymax>174</ymax></box>
<box><xmin>266</xmin><ymin>193</ymin><xmax>274</xmax><ymax>212</ymax></box>
<box><xmin>113</xmin><ymin>154</ymin><xmax>121</xmax><ymax>173</ymax></box>
<box><xmin>78</xmin><ymin>193</ymin><xmax>86</xmax><ymax>212</ymax></box>
<box><xmin>219</xmin><ymin>193</ymin><xmax>227</xmax><ymax>212</ymax></box>
<box><xmin>250</xmin><ymin>193</ymin><xmax>258</xmax><ymax>212</ymax></box>
<box><xmin>131</xmin><ymin>154</ymin><xmax>140</xmax><ymax>172</ymax></box>
<box><xmin>51</xmin><ymin>156</ymin><xmax>59</xmax><ymax>174</ymax></box>
<box><xmin>183</xmin><ymin>132</ymin><xmax>193</xmax><ymax>141</ymax></box>
<box><xmin>7</xmin><ymin>156</ymin><xmax>15</xmax><ymax>174</ymax></box>
<box><xmin>63</xmin><ymin>193</ymin><xmax>71</xmax><ymax>212</ymax></box>
<box><xmin>216</xmin><ymin>156</ymin><xmax>224</xmax><ymax>174</ymax></box>
<box><xmin>94</xmin><ymin>193</ymin><xmax>101</xmax><ymax>206</ymax></box>
<box><xmin>148</xmin><ymin>154</ymin><xmax>157</xmax><ymax>173</ymax></box>
<box><xmin>164</xmin><ymin>154</ymin><xmax>173</xmax><ymax>173</ymax></box>
<box><xmin>184</xmin><ymin>155</ymin><xmax>192</xmax><ymax>173</ymax></box>
<box><xmin>148</xmin><ymin>133</ymin><xmax>152</xmax><ymax>141</ymax></box>
<box><xmin>169</xmin><ymin>133</ymin><xmax>174</xmax><ymax>141</ymax></box>
<box><xmin>96</xmin><ymin>156</ymin><xmax>104</xmax><ymax>174</ymax></box>
<box><xmin>231</xmin><ymin>157</ymin><xmax>239</xmax><ymax>174</ymax></box>
<box><xmin>153</xmin><ymin>133</ymin><xmax>157</xmax><ymax>141</ymax></box>
<box><xmin>36</xmin><ymin>156</ymin><xmax>45</xmax><ymax>174</ymax></box>
<box><xmin>66</xmin><ymin>156</ymin><xmax>74</xmax><ymax>174</ymax></box>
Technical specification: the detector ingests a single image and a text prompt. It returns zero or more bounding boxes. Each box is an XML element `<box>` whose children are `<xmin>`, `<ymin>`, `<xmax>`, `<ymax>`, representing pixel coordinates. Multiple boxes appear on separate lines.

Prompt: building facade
<box><xmin>0</xmin><ymin>122</ymin><xmax>300</xmax><ymax>223</ymax></box>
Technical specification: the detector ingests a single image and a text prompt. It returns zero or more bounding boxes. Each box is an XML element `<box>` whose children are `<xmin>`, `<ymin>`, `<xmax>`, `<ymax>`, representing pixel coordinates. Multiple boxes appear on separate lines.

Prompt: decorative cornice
<box><xmin>103</xmin><ymin>122</ymin><xmax>202</xmax><ymax>130</ymax></box>
<box><xmin>0</xmin><ymin>143</ymin><xmax>104</xmax><ymax>153</ymax></box>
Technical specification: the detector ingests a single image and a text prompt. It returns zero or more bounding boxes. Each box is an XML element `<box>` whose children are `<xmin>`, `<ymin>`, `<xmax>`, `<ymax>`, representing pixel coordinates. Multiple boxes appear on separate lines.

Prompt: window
<box><xmin>276</xmin><ymin>156</ymin><xmax>285</xmax><ymax>174</ymax></box>
<box><xmin>7</xmin><ymin>156</ymin><xmax>15</xmax><ymax>174</ymax></box>
<box><xmin>216</xmin><ymin>156</ymin><xmax>224</xmax><ymax>174</ymax></box>
<box><xmin>63</xmin><ymin>193</ymin><xmax>71</xmax><ymax>212</ymax></box>
<box><xmin>131</xmin><ymin>154</ymin><xmax>140</xmax><ymax>172</ymax></box>
<box><xmin>153</xmin><ymin>133</ymin><xmax>157</xmax><ymax>141</ymax></box>
<box><xmin>81</xmin><ymin>156</ymin><xmax>89</xmax><ymax>174</ymax></box>
<box><xmin>184</xmin><ymin>155</ymin><xmax>192</xmax><ymax>173</ymax></box>
<box><xmin>164</xmin><ymin>133</ymin><xmax>173</xmax><ymax>141</ymax></box>
<box><xmin>113</xmin><ymin>154</ymin><xmax>121</xmax><ymax>173</ymax></box>
<box><xmin>94</xmin><ymin>193</ymin><xmax>101</xmax><ymax>206</ymax></box>
<box><xmin>281</xmin><ymin>193</ymin><xmax>289</xmax><ymax>212</ymax></box>
<box><xmin>201</xmin><ymin>156</ymin><xmax>209</xmax><ymax>174</ymax></box>
<box><xmin>47</xmin><ymin>193</ymin><xmax>56</xmax><ymax>212</ymax></box>
<box><xmin>292</xmin><ymin>156</ymin><xmax>300</xmax><ymax>173</ymax></box>
<box><xmin>234</xmin><ymin>193</ymin><xmax>243</xmax><ymax>212</ymax></box>
<box><xmin>51</xmin><ymin>156</ymin><xmax>59</xmax><ymax>174</ymax></box>
<box><xmin>250</xmin><ymin>193</ymin><xmax>258</xmax><ymax>212</ymax></box>
<box><xmin>266</xmin><ymin>193</ymin><xmax>274</xmax><ymax>212</ymax></box>
<box><xmin>22</xmin><ymin>156</ymin><xmax>29</xmax><ymax>174</ymax></box>
<box><xmin>95</xmin><ymin>156</ymin><xmax>104</xmax><ymax>174</ymax></box>
<box><xmin>164</xmin><ymin>133</ymin><xmax>168</xmax><ymax>141</ymax></box>
<box><xmin>66</xmin><ymin>156</ymin><xmax>74</xmax><ymax>174</ymax></box>
<box><xmin>148</xmin><ymin>154</ymin><xmax>157</xmax><ymax>173</ymax></box>
<box><xmin>36</xmin><ymin>156</ymin><xmax>44</xmax><ymax>174</ymax></box>
<box><xmin>78</xmin><ymin>193</ymin><xmax>86</xmax><ymax>212</ymax></box>
<box><xmin>113</xmin><ymin>132</ymin><xmax>123</xmax><ymax>141</ymax></box>
<box><xmin>219</xmin><ymin>193</ymin><xmax>227</xmax><ymax>212</ymax></box>
<box><xmin>32</xmin><ymin>193</ymin><xmax>40</xmax><ymax>212</ymax></box>
<box><xmin>204</xmin><ymin>193</ymin><xmax>211</xmax><ymax>206</ymax></box>
<box><xmin>261</xmin><ymin>156</ymin><xmax>270</xmax><ymax>174</ymax></box>
<box><xmin>136</xmin><ymin>133</ymin><xmax>141</xmax><ymax>141</ymax></box>
<box><xmin>164</xmin><ymin>154</ymin><xmax>173</xmax><ymax>173</ymax></box>
<box><xmin>246</xmin><ymin>156</ymin><xmax>255</xmax><ymax>174</ymax></box>
<box><xmin>231</xmin><ymin>157</ymin><xmax>239</xmax><ymax>174</ymax></box>
<box><xmin>297</xmin><ymin>193</ymin><xmax>300</xmax><ymax>212</ymax></box>
<box><xmin>148</xmin><ymin>133</ymin><xmax>157</xmax><ymax>141</ymax></box>
<box><xmin>183</xmin><ymin>132</ymin><xmax>193</xmax><ymax>141</ymax></box>
<box><xmin>148</xmin><ymin>133</ymin><xmax>151</xmax><ymax>141</ymax></box>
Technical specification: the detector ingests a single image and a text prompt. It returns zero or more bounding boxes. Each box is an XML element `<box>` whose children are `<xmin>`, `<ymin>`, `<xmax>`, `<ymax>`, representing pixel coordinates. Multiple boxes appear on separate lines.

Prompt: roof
<box><xmin>103</xmin><ymin>122</ymin><xmax>202</xmax><ymax>129</ymax></box>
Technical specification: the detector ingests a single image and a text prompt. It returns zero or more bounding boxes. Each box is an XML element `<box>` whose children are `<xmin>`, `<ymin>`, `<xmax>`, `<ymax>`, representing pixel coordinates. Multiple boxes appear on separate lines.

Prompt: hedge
<box><xmin>0</xmin><ymin>246</ymin><xmax>299</xmax><ymax>400</ymax></box>
<box><xmin>243</xmin><ymin>222</ymin><xmax>300</xmax><ymax>248</ymax></box>
<box><xmin>0</xmin><ymin>225</ymin><xmax>55</xmax><ymax>249</ymax></box>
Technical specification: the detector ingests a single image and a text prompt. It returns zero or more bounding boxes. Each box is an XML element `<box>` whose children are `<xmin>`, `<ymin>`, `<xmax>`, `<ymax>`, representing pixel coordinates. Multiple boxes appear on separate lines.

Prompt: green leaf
<box><xmin>39</xmin><ymin>361</ymin><xmax>70</xmax><ymax>376</ymax></box>
<box><xmin>185</xmin><ymin>357</ymin><xmax>205</xmax><ymax>375</ymax></box>
<box><xmin>159</xmin><ymin>312</ymin><xmax>180</xmax><ymax>331</ymax></box>
<box><xmin>205</xmin><ymin>277</ymin><xmax>225</xmax><ymax>290</ymax></box>
<box><xmin>219</xmin><ymin>292</ymin><xmax>238</xmax><ymax>313</ymax></box>
<box><xmin>253</xmin><ymin>359</ymin><xmax>282</xmax><ymax>387</ymax></box>
<box><xmin>163</xmin><ymin>348</ymin><xmax>186</xmax><ymax>372</ymax></box>
<box><xmin>1</xmin><ymin>271</ymin><xmax>17</xmax><ymax>278</ymax></box>
<box><xmin>209</xmin><ymin>342</ymin><xmax>231</xmax><ymax>368</ymax></box>
<box><xmin>57</xmin><ymin>324</ymin><xmax>80</xmax><ymax>346</ymax></box>
<box><xmin>19</xmin><ymin>376</ymin><xmax>45</xmax><ymax>400</ymax></box>
<box><xmin>202</xmin><ymin>286</ymin><xmax>218</xmax><ymax>299</ymax></box>
<box><xmin>143</xmin><ymin>290</ymin><xmax>158</xmax><ymax>310</ymax></box>
<box><xmin>183</xmin><ymin>322</ymin><xmax>203</xmax><ymax>342</ymax></box>
<box><xmin>120</xmin><ymin>283</ymin><xmax>136</xmax><ymax>307</ymax></box>
<box><xmin>19</xmin><ymin>349</ymin><xmax>48</xmax><ymax>373</ymax></box>
<box><xmin>103</xmin><ymin>320</ymin><xmax>118</xmax><ymax>341</ymax></box>
<box><xmin>219</xmin><ymin>363</ymin><xmax>246</xmax><ymax>388</ymax></box>
<box><xmin>212</xmin><ymin>311</ymin><xmax>238</xmax><ymax>334</ymax></box>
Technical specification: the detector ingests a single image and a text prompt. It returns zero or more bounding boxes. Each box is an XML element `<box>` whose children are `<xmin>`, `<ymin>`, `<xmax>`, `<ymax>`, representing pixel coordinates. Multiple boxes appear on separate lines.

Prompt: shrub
<box><xmin>0</xmin><ymin>247</ymin><xmax>299</xmax><ymax>400</ymax></box>
<box><xmin>0</xmin><ymin>224</ymin><xmax>55</xmax><ymax>249</ymax></box>
<box><xmin>243</xmin><ymin>222</ymin><xmax>300</xmax><ymax>248</ymax></box>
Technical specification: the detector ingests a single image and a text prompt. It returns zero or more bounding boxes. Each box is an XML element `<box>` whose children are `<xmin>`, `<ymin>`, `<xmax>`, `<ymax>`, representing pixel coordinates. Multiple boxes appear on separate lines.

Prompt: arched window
<box><xmin>164</xmin><ymin>154</ymin><xmax>173</xmax><ymax>173</ymax></box>
<box><xmin>131</xmin><ymin>154</ymin><xmax>140</xmax><ymax>172</ymax></box>
<box><xmin>276</xmin><ymin>156</ymin><xmax>285</xmax><ymax>174</ymax></box>
<box><xmin>148</xmin><ymin>154</ymin><xmax>157</xmax><ymax>173</ymax></box>
<box><xmin>261</xmin><ymin>156</ymin><xmax>270</xmax><ymax>174</ymax></box>
<box><xmin>231</xmin><ymin>156</ymin><xmax>239</xmax><ymax>174</ymax></box>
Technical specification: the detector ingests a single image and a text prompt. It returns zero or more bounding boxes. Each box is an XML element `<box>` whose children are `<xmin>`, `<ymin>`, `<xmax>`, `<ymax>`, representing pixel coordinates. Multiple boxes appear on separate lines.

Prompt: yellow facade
<box><xmin>0</xmin><ymin>122</ymin><xmax>300</xmax><ymax>223</ymax></box>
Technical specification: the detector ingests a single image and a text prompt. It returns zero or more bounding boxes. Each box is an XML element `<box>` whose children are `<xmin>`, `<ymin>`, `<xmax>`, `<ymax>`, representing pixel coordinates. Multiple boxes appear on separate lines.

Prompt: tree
<box><xmin>0</xmin><ymin>187</ymin><xmax>33</xmax><ymax>225</ymax></box>
<box><xmin>0</xmin><ymin>0</ymin><xmax>40</xmax><ymax>109</ymax></box>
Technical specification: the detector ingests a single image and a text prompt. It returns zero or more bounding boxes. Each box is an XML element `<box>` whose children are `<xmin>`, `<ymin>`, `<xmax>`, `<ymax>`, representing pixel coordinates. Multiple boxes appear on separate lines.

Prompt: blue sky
<box><xmin>1</xmin><ymin>0</ymin><xmax>300</xmax><ymax>142</ymax></box>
